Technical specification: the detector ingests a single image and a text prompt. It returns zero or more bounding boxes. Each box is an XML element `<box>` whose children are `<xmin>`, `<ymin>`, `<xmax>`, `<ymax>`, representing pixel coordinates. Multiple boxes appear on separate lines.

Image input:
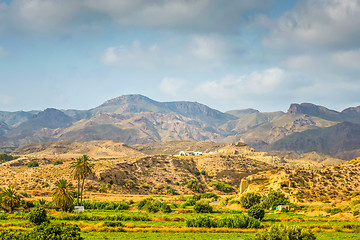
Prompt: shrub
<box><xmin>182</xmin><ymin>198</ymin><xmax>197</xmax><ymax>207</ymax></box>
<box><xmin>160</xmin><ymin>202</ymin><xmax>172</xmax><ymax>213</ymax></box>
<box><xmin>194</xmin><ymin>202</ymin><xmax>213</xmax><ymax>213</ymax></box>
<box><xmin>27</xmin><ymin>161</ymin><xmax>39</xmax><ymax>168</ymax></box>
<box><xmin>28</xmin><ymin>207</ymin><xmax>49</xmax><ymax>225</ymax></box>
<box><xmin>254</xmin><ymin>224</ymin><xmax>316</xmax><ymax>240</ymax></box>
<box><xmin>217</xmin><ymin>214</ymin><xmax>261</xmax><ymax>229</ymax></box>
<box><xmin>210</xmin><ymin>181</ymin><xmax>234</xmax><ymax>193</ymax></box>
<box><xmin>240</xmin><ymin>192</ymin><xmax>261</xmax><ymax>209</ymax></box>
<box><xmin>53</xmin><ymin>160</ymin><xmax>63</xmax><ymax>165</ymax></box>
<box><xmin>248</xmin><ymin>205</ymin><xmax>265</xmax><ymax>220</ymax></box>
<box><xmin>353</xmin><ymin>210</ymin><xmax>359</xmax><ymax>216</ymax></box>
<box><xmin>261</xmin><ymin>191</ymin><xmax>289</xmax><ymax>210</ymax></box>
<box><xmin>103</xmin><ymin>221</ymin><xmax>123</xmax><ymax>227</ymax></box>
<box><xmin>143</xmin><ymin>202</ymin><xmax>159</xmax><ymax>213</ymax></box>
<box><xmin>137</xmin><ymin>198</ymin><xmax>151</xmax><ymax>210</ymax></box>
<box><xmin>200</xmin><ymin>192</ymin><xmax>219</xmax><ymax>200</ymax></box>
<box><xmin>187</xmin><ymin>179</ymin><xmax>203</xmax><ymax>192</ymax></box>
<box><xmin>325</xmin><ymin>207</ymin><xmax>342</xmax><ymax>215</ymax></box>
<box><xmin>166</xmin><ymin>188</ymin><xmax>177</xmax><ymax>195</ymax></box>
<box><xmin>186</xmin><ymin>215</ymin><xmax>217</xmax><ymax>228</ymax></box>
<box><xmin>0</xmin><ymin>222</ymin><xmax>83</xmax><ymax>240</ymax></box>
<box><xmin>0</xmin><ymin>153</ymin><xmax>18</xmax><ymax>163</ymax></box>
<box><xmin>170</xmin><ymin>202</ymin><xmax>179</xmax><ymax>209</ymax></box>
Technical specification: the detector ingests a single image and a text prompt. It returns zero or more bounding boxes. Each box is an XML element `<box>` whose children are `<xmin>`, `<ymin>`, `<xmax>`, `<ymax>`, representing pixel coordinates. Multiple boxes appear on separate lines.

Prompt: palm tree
<box><xmin>52</xmin><ymin>179</ymin><xmax>74</xmax><ymax>212</ymax></box>
<box><xmin>0</xmin><ymin>187</ymin><xmax>22</xmax><ymax>213</ymax></box>
<box><xmin>70</xmin><ymin>155</ymin><xmax>94</xmax><ymax>206</ymax></box>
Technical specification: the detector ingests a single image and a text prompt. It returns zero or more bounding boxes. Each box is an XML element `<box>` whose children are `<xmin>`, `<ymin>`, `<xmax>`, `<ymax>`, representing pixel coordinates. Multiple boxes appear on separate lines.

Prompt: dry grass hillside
<box><xmin>0</xmin><ymin>154</ymin><xmax>275</xmax><ymax>195</ymax></box>
<box><xmin>12</xmin><ymin>140</ymin><xmax>144</xmax><ymax>159</ymax></box>
<box><xmin>240</xmin><ymin>158</ymin><xmax>360</xmax><ymax>203</ymax></box>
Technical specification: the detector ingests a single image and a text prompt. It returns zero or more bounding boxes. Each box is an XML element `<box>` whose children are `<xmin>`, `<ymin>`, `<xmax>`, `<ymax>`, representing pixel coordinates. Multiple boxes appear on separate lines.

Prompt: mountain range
<box><xmin>1</xmin><ymin>94</ymin><xmax>360</xmax><ymax>159</ymax></box>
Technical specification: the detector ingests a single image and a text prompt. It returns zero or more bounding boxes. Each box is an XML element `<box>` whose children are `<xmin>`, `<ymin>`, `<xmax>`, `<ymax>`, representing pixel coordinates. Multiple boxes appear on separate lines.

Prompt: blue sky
<box><xmin>1</xmin><ymin>0</ymin><xmax>360</xmax><ymax>112</ymax></box>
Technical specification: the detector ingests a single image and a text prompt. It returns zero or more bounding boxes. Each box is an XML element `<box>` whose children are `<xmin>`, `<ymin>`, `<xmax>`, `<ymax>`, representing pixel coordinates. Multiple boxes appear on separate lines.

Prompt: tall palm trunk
<box><xmin>80</xmin><ymin>177</ymin><xmax>85</xmax><ymax>206</ymax></box>
<box><xmin>76</xmin><ymin>176</ymin><xmax>80</xmax><ymax>206</ymax></box>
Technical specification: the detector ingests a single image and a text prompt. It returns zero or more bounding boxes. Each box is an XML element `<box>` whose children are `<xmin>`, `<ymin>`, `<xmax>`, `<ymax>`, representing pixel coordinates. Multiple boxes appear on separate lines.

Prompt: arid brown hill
<box><xmin>240</xmin><ymin>158</ymin><xmax>360</xmax><ymax>203</ymax></box>
<box><xmin>0</xmin><ymin>154</ymin><xmax>275</xmax><ymax>195</ymax></box>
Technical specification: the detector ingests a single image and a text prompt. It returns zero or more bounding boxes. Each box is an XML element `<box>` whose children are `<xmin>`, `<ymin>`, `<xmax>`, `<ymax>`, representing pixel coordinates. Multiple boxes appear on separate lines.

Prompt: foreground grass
<box><xmin>81</xmin><ymin>232</ymin><xmax>360</xmax><ymax>240</ymax></box>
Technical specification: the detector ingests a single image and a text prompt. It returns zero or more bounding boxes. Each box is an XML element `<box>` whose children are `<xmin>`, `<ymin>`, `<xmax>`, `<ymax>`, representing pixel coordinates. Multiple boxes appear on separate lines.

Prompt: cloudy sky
<box><xmin>1</xmin><ymin>0</ymin><xmax>360</xmax><ymax>112</ymax></box>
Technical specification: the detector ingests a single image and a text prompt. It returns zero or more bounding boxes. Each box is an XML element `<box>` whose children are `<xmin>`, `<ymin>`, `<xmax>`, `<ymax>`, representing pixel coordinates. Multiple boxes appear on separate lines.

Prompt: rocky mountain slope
<box><xmin>0</xmin><ymin>94</ymin><xmax>360</xmax><ymax>159</ymax></box>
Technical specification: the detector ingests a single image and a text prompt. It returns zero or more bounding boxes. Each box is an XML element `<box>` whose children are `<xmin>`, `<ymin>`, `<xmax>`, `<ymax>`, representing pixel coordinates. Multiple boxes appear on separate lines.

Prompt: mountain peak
<box><xmin>100</xmin><ymin>94</ymin><xmax>155</xmax><ymax>106</ymax></box>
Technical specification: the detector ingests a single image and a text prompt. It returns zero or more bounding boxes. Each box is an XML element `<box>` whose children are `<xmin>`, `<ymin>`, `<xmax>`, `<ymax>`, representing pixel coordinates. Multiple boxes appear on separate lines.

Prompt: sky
<box><xmin>1</xmin><ymin>0</ymin><xmax>360</xmax><ymax>113</ymax></box>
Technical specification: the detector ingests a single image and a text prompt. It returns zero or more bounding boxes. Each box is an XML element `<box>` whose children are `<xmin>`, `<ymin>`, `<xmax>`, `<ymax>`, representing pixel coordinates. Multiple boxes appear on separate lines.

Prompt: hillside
<box><xmin>264</xmin><ymin>122</ymin><xmax>360</xmax><ymax>158</ymax></box>
<box><xmin>12</xmin><ymin>140</ymin><xmax>144</xmax><ymax>159</ymax></box>
<box><xmin>240</xmin><ymin>158</ymin><xmax>360</xmax><ymax>203</ymax></box>
<box><xmin>0</xmin><ymin>153</ymin><xmax>275</xmax><ymax>195</ymax></box>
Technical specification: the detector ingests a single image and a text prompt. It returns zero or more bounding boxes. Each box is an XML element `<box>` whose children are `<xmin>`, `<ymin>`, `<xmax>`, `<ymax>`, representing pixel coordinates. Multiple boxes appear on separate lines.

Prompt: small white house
<box><xmin>178</xmin><ymin>151</ymin><xmax>203</xmax><ymax>156</ymax></box>
<box><xmin>74</xmin><ymin>206</ymin><xmax>84</xmax><ymax>213</ymax></box>
<box><xmin>276</xmin><ymin>205</ymin><xmax>289</xmax><ymax>212</ymax></box>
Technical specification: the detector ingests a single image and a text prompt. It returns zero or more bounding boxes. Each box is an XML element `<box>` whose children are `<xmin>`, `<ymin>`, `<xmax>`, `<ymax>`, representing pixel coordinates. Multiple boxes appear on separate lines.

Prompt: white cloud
<box><xmin>332</xmin><ymin>49</ymin><xmax>360</xmax><ymax>70</ymax></box>
<box><xmin>190</xmin><ymin>35</ymin><xmax>226</xmax><ymax>61</ymax></box>
<box><xmin>2</xmin><ymin>0</ymin><xmax>270</xmax><ymax>34</ymax></box>
<box><xmin>101</xmin><ymin>41</ymin><xmax>160</xmax><ymax>69</ymax></box>
<box><xmin>264</xmin><ymin>0</ymin><xmax>360</xmax><ymax>49</ymax></box>
<box><xmin>159</xmin><ymin>77</ymin><xmax>188</xmax><ymax>97</ymax></box>
<box><xmin>198</xmin><ymin>68</ymin><xmax>285</xmax><ymax>100</ymax></box>
<box><xmin>286</xmin><ymin>54</ymin><xmax>314</xmax><ymax>69</ymax></box>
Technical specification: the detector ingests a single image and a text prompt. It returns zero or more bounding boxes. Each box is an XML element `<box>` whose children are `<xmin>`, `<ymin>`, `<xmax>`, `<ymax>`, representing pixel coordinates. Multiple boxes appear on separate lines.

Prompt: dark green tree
<box><xmin>70</xmin><ymin>155</ymin><xmax>94</xmax><ymax>206</ymax></box>
<box><xmin>51</xmin><ymin>179</ymin><xmax>74</xmax><ymax>212</ymax></box>
<box><xmin>240</xmin><ymin>192</ymin><xmax>261</xmax><ymax>209</ymax></box>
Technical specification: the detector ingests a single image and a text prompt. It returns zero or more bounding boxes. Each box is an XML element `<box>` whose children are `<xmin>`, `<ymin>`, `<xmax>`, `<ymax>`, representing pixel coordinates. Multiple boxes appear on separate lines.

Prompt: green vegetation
<box><xmin>186</xmin><ymin>214</ymin><xmax>261</xmax><ymax>229</ymax></box>
<box><xmin>0</xmin><ymin>187</ymin><xmax>22</xmax><ymax>213</ymax></box>
<box><xmin>210</xmin><ymin>181</ymin><xmax>234</xmax><ymax>193</ymax></box>
<box><xmin>0</xmin><ymin>153</ymin><xmax>17</xmax><ymax>163</ymax></box>
<box><xmin>28</xmin><ymin>207</ymin><xmax>49</xmax><ymax>225</ymax></box>
<box><xmin>0</xmin><ymin>223</ymin><xmax>83</xmax><ymax>240</ymax></box>
<box><xmin>248</xmin><ymin>204</ymin><xmax>265</xmax><ymax>220</ymax></box>
<box><xmin>240</xmin><ymin>192</ymin><xmax>261</xmax><ymax>209</ymax></box>
<box><xmin>193</xmin><ymin>202</ymin><xmax>213</xmax><ymax>213</ymax></box>
<box><xmin>53</xmin><ymin>160</ymin><xmax>63</xmax><ymax>165</ymax></box>
<box><xmin>254</xmin><ymin>224</ymin><xmax>316</xmax><ymax>240</ymax></box>
<box><xmin>71</xmin><ymin>154</ymin><xmax>94</xmax><ymax>206</ymax></box>
<box><xmin>261</xmin><ymin>191</ymin><xmax>289</xmax><ymax>210</ymax></box>
<box><xmin>51</xmin><ymin>179</ymin><xmax>74</xmax><ymax>212</ymax></box>
<box><xmin>27</xmin><ymin>161</ymin><xmax>39</xmax><ymax>168</ymax></box>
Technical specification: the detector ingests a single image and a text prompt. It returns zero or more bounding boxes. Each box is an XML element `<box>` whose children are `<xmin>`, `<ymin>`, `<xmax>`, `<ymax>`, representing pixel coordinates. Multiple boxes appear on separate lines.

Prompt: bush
<box><xmin>186</xmin><ymin>214</ymin><xmax>261</xmax><ymax>229</ymax></box>
<box><xmin>248</xmin><ymin>205</ymin><xmax>265</xmax><ymax>220</ymax></box>
<box><xmin>187</xmin><ymin>179</ymin><xmax>203</xmax><ymax>192</ymax></box>
<box><xmin>160</xmin><ymin>202</ymin><xmax>172</xmax><ymax>213</ymax></box>
<box><xmin>27</xmin><ymin>161</ymin><xmax>39</xmax><ymax>168</ymax></box>
<box><xmin>0</xmin><ymin>222</ymin><xmax>83</xmax><ymax>240</ymax></box>
<box><xmin>103</xmin><ymin>221</ymin><xmax>123</xmax><ymax>227</ymax></box>
<box><xmin>186</xmin><ymin>215</ymin><xmax>217</xmax><ymax>228</ymax></box>
<box><xmin>210</xmin><ymin>181</ymin><xmax>234</xmax><ymax>193</ymax></box>
<box><xmin>261</xmin><ymin>191</ymin><xmax>289</xmax><ymax>210</ymax></box>
<box><xmin>143</xmin><ymin>202</ymin><xmax>159</xmax><ymax>213</ymax></box>
<box><xmin>200</xmin><ymin>192</ymin><xmax>219</xmax><ymax>200</ymax></box>
<box><xmin>182</xmin><ymin>198</ymin><xmax>197</xmax><ymax>207</ymax></box>
<box><xmin>254</xmin><ymin>224</ymin><xmax>316</xmax><ymax>240</ymax></box>
<box><xmin>0</xmin><ymin>153</ymin><xmax>17</xmax><ymax>163</ymax></box>
<box><xmin>28</xmin><ymin>207</ymin><xmax>49</xmax><ymax>225</ymax></box>
<box><xmin>326</xmin><ymin>207</ymin><xmax>342</xmax><ymax>215</ymax></box>
<box><xmin>217</xmin><ymin>214</ymin><xmax>261</xmax><ymax>228</ymax></box>
<box><xmin>53</xmin><ymin>160</ymin><xmax>63</xmax><ymax>165</ymax></box>
<box><xmin>194</xmin><ymin>202</ymin><xmax>213</xmax><ymax>213</ymax></box>
<box><xmin>240</xmin><ymin>192</ymin><xmax>261</xmax><ymax>209</ymax></box>
<box><xmin>166</xmin><ymin>188</ymin><xmax>177</xmax><ymax>195</ymax></box>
